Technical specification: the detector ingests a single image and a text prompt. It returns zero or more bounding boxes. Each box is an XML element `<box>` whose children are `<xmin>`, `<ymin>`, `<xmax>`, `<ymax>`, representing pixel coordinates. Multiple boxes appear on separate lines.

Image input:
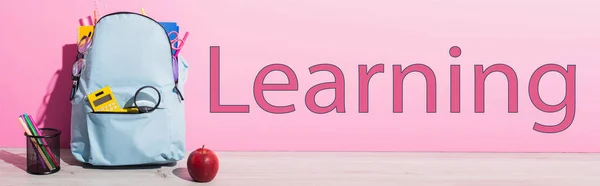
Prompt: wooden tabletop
<box><xmin>1</xmin><ymin>148</ymin><xmax>599</xmax><ymax>186</ymax></box>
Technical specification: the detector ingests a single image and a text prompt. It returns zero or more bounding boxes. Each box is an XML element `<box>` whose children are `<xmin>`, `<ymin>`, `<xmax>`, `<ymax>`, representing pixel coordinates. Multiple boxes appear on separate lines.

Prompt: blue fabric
<box><xmin>70</xmin><ymin>13</ymin><xmax>188</xmax><ymax>166</ymax></box>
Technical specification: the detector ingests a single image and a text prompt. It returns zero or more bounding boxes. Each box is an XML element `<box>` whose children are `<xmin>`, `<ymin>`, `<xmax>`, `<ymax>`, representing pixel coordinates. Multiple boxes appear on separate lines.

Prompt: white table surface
<box><xmin>1</xmin><ymin>148</ymin><xmax>599</xmax><ymax>186</ymax></box>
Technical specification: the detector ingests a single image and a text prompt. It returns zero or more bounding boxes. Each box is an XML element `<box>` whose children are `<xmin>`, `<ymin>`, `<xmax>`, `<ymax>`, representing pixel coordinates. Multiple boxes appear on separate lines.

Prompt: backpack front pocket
<box><xmin>85</xmin><ymin>108</ymin><xmax>174</xmax><ymax>166</ymax></box>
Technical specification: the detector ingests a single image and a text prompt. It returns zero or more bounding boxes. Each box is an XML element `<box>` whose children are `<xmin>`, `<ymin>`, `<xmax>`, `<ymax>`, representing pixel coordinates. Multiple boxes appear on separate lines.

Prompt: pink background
<box><xmin>1</xmin><ymin>0</ymin><xmax>599</xmax><ymax>152</ymax></box>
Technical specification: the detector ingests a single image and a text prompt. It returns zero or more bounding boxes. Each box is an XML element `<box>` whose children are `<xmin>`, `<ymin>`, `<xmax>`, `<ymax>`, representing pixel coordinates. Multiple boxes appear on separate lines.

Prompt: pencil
<box><xmin>21</xmin><ymin>115</ymin><xmax>55</xmax><ymax>170</ymax></box>
<box><xmin>23</xmin><ymin>114</ymin><xmax>56</xmax><ymax>169</ymax></box>
<box><xmin>23</xmin><ymin>114</ymin><xmax>42</xmax><ymax>145</ymax></box>
<box><xmin>26</xmin><ymin>114</ymin><xmax>59</xmax><ymax>166</ymax></box>
<box><xmin>94</xmin><ymin>10</ymin><xmax>98</xmax><ymax>25</ymax></box>
<box><xmin>18</xmin><ymin>116</ymin><xmax>48</xmax><ymax>171</ymax></box>
<box><xmin>18</xmin><ymin>117</ymin><xmax>53</xmax><ymax>170</ymax></box>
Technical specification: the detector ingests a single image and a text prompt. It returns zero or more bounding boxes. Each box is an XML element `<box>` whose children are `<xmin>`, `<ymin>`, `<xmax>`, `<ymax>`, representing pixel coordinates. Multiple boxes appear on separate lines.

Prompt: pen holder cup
<box><xmin>24</xmin><ymin>128</ymin><xmax>61</xmax><ymax>175</ymax></box>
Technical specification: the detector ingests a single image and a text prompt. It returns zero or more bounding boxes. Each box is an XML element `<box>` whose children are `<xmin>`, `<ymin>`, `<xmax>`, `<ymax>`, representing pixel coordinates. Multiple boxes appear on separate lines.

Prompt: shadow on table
<box><xmin>60</xmin><ymin>149</ymin><xmax>177</xmax><ymax>170</ymax></box>
<box><xmin>173</xmin><ymin>168</ymin><xmax>195</xmax><ymax>182</ymax></box>
<box><xmin>0</xmin><ymin>150</ymin><xmax>27</xmax><ymax>172</ymax></box>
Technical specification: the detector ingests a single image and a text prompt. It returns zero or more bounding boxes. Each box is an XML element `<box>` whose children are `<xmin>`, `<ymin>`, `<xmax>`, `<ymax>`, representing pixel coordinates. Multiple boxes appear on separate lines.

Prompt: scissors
<box><xmin>168</xmin><ymin>31</ymin><xmax>188</xmax><ymax>101</ymax></box>
<box><xmin>168</xmin><ymin>31</ymin><xmax>189</xmax><ymax>57</ymax></box>
<box><xmin>70</xmin><ymin>32</ymin><xmax>93</xmax><ymax>101</ymax></box>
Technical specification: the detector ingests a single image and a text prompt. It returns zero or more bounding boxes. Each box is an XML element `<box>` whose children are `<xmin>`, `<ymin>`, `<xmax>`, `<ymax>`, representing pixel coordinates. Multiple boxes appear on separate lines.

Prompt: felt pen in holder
<box><xmin>22</xmin><ymin>115</ymin><xmax>56</xmax><ymax>169</ymax></box>
<box><xmin>17</xmin><ymin>113</ymin><xmax>61</xmax><ymax>175</ymax></box>
<box><xmin>25</xmin><ymin>114</ymin><xmax>59</xmax><ymax>166</ymax></box>
<box><xmin>18</xmin><ymin>117</ymin><xmax>49</xmax><ymax>170</ymax></box>
<box><xmin>18</xmin><ymin>117</ymin><xmax>55</xmax><ymax>172</ymax></box>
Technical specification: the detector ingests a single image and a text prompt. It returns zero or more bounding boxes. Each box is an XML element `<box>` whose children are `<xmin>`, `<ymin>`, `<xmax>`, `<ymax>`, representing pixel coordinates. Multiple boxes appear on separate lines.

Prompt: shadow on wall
<box><xmin>35</xmin><ymin>44</ymin><xmax>77</xmax><ymax>149</ymax></box>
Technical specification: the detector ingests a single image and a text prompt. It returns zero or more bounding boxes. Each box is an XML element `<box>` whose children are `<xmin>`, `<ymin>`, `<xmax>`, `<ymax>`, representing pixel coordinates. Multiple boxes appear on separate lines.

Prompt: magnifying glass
<box><xmin>128</xmin><ymin>86</ymin><xmax>161</xmax><ymax>113</ymax></box>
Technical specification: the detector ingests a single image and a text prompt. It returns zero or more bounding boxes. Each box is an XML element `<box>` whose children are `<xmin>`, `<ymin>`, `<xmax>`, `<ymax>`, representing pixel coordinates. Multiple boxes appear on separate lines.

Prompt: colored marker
<box><xmin>23</xmin><ymin>114</ymin><xmax>56</xmax><ymax>169</ymax></box>
<box><xmin>18</xmin><ymin>117</ymin><xmax>53</xmax><ymax>170</ymax></box>
<box><xmin>26</xmin><ymin>114</ymin><xmax>59</xmax><ymax>166</ymax></box>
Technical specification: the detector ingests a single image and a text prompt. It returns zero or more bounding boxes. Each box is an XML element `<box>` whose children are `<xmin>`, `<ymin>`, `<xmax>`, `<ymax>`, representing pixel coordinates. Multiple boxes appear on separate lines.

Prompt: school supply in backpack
<box><xmin>87</xmin><ymin>86</ymin><xmax>129</xmax><ymax>113</ymax></box>
<box><xmin>87</xmin><ymin>85</ymin><xmax>162</xmax><ymax>114</ymax></box>
<box><xmin>159</xmin><ymin>22</ymin><xmax>179</xmax><ymax>55</ymax></box>
<box><xmin>170</xmin><ymin>31</ymin><xmax>189</xmax><ymax>57</ymax></box>
<box><xmin>79</xmin><ymin>16</ymin><xmax>94</xmax><ymax>26</ymax></box>
<box><xmin>77</xmin><ymin>26</ymin><xmax>94</xmax><ymax>43</ymax></box>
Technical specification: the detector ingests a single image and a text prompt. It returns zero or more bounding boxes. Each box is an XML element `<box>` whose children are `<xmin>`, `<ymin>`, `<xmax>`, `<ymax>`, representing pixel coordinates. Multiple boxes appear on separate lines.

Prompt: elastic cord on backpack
<box><xmin>172</xmin><ymin>56</ymin><xmax>184</xmax><ymax>101</ymax></box>
<box><xmin>174</xmin><ymin>85</ymin><xmax>184</xmax><ymax>101</ymax></box>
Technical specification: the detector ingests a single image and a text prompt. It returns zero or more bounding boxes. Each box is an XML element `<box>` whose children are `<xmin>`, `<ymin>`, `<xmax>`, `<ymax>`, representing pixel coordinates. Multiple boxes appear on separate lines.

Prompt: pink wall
<box><xmin>1</xmin><ymin>0</ymin><xmax>599</xmax><ymax>152</ymax></box>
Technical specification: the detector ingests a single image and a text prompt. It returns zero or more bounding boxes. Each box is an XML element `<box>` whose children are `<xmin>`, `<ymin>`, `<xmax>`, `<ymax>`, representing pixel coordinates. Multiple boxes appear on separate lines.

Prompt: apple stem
<box><xmin>201</xmin><ymin>145</ymin><xmax>205</xmax><ymax>154</ymax></box>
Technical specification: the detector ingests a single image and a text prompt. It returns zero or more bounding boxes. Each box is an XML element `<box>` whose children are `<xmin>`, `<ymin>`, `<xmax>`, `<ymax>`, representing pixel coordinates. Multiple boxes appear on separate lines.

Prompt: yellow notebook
<box><xmin>78</xmin><ymin>26</ymin><xmax>94</xmax><ymax>42</ymax></box>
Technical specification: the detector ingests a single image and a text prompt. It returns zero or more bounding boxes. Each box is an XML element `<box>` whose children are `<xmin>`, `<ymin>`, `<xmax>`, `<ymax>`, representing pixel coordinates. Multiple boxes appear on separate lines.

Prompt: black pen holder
<box><xmin>24</xmin><ymin>128</ymin><xmax>61</xmax><ymax>175</ymax></box>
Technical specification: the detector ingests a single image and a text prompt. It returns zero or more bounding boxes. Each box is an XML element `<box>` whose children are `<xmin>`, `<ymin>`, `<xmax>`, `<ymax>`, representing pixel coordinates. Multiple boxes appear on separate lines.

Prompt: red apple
<box><xmin>187</xmin><ymin>145</ymin><xmax>220</xmax><ymax>182</ymax></box>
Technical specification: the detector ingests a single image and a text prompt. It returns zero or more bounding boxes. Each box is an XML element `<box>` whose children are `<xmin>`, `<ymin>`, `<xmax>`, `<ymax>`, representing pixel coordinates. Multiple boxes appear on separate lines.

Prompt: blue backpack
<box><xmin>70</xmin><ymin>12</ymin><xmax>189</xmax><ymax>166</ymax></box>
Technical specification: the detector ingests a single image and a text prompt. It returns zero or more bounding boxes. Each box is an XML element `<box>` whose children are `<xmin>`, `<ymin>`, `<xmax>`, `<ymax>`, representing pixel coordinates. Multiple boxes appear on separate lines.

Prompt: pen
<box><xmin>26</xmin><ymin>114</ymin><xmax>59</xmax><ymax>166</ymax></box>
<box><xmin>18</xmin><ymin>117</ymin><xmax>53</xmax><ymax>170</ymax></box>
<box><xmin>23</xmin><ymin>114</ymin><xmax>57</xmax><ymax>169</ymax></box>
